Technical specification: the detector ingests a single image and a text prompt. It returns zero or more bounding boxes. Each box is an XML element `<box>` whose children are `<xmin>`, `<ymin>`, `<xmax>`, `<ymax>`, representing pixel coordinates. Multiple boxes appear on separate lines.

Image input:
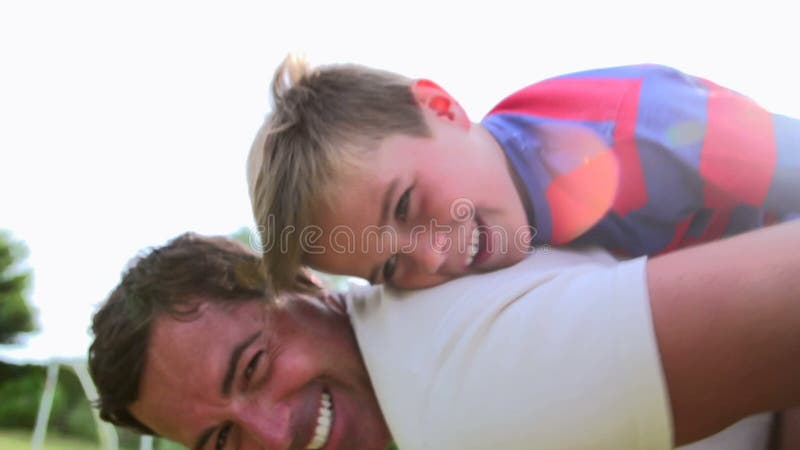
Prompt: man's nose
<box><xmin>235</xmin><ymin>402</ymin><xmax>293</xmax><ymax>450</ymax></box>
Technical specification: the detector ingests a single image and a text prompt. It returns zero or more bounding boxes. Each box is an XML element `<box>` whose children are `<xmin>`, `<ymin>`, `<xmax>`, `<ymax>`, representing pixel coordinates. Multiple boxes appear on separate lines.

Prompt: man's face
<box><xmin>307</xmin><ymin>114</ymin><xmax>531</xmax><ymax>289</ymax></box>
<box><xmin>129</xmin><ymin>295</ymin><xmax>391</xmax><ymax>450</ymax></box>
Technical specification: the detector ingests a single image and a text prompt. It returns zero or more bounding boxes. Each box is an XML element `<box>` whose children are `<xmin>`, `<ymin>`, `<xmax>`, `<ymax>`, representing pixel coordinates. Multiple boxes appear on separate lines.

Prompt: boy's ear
<box><xmin>410</xmin><ymin>79</ymin><xmax>471</xmax><ymax>130</ymax></box>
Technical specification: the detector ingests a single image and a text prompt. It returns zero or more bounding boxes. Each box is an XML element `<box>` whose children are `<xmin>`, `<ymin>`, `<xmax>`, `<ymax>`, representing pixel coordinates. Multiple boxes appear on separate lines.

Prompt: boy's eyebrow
<box><xmin>379</xmin><ymin>178</ymin><xmax>400</xmax><ymax>227</ymax></box>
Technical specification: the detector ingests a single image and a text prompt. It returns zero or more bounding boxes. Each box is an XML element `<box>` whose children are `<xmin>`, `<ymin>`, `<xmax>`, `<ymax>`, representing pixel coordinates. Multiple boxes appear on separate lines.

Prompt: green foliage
<box><xmin>117</xmin><ymin>427</ymin><xmax>148</xmax><ymax>449</ymax></box>
<box><xmin>157</xmin><ymin>438</ymin><xmax>187</xmax><ymax>449</ymax></box>
<box><xmin>0</xmin><ymin>364</ymin><xmax>48</xmax><ymax>427</ymax></box>
<box><xmin>0</xmin><ymin>428</ymin><xmax>106</xmax><ymax>450</ymax></box>
<box><xmin>0</xmin><ymin>361</ymin><xmax>189</xmax><ymax>447</ymax></box>
<box><xmin>61</xmin><ymin>400</ymin><xmax>97</xmax><ymax>438</ymax></box>
<box><xmin>0</xmin><ymin>363</ymin><xmax>96</xmax><ymax>440</ymax></box>
<box><xmin>0</xmin><ymin>231</ymin><xmax>35</xmax><ymax>343</ymax></box>
<box><xmin>230</xmin><ymin>226</ymin><xmax>259</xmax><ymax>251</ymax></box>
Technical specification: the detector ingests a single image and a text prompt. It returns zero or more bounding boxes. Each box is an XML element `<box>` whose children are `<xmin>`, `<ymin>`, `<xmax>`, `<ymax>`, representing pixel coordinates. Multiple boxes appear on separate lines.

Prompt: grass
<box><xmin>0</xmin><ymin>428</ymin><xmax>178</xmax><ymax>450</ymax></box>
<box><xmin>0</xmin><ymin>428</ymin><xmax>105</xmax><ymax>450</ymax></box>
<box><xmin>1</xmin><ymin>427</ymin><xmax>388</xmax><ymax>450</ymax></box>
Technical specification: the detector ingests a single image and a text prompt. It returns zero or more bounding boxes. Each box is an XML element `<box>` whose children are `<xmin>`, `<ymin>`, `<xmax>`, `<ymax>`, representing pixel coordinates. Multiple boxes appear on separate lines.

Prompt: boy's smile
<box><xmin>306</xmin><ymin>98</ymin><xmax>530</xmax><ymax>288</ymax></box>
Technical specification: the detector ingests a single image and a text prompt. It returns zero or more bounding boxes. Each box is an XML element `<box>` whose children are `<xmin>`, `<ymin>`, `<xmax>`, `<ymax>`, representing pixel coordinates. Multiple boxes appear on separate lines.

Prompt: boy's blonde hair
<box><xmin>248</xmin><ymin>54</ymin><xmax>430</xmax><ymax>293</ymax></box>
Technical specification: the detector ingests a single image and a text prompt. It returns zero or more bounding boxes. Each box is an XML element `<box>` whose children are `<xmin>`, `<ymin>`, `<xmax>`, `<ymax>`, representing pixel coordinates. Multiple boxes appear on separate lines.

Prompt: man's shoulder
<box><xmin>347</xmin><ymin>249</ymin><xmax>669</xmax><ymax>450</ymax></box>
<box><xmin>347</xmin><ymin>247</ymin><xmax>617</xmax><ymax>318</ymax></box>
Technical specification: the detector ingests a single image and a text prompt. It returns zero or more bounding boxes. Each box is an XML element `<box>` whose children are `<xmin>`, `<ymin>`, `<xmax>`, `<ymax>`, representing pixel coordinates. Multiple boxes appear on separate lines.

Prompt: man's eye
<box><xmin>215</xmin><ymin>424</ymin><xmax>231</xmax><ymax>450</ymax></box>
<box><xmin>244</xmin><ymin>351</ymin><xmax>264</xmax><ymax>381</ymax></box>
<box><xmin>395</xmin><ymin>187</ymin><xmax>412</xmax><ymax>221</ymax></box>
<box><xmin>382</xmin><ymin>254</ymin><xmax>398</xmax><ymax>282</ymax></box>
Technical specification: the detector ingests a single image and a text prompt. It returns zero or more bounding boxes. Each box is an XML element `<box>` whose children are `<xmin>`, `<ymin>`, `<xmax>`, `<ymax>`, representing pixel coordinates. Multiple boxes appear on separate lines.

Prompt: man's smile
<box><xmin>306</xmin><ymin>390</ymin><xmax>333</xmax><ymax>449</ymax></box>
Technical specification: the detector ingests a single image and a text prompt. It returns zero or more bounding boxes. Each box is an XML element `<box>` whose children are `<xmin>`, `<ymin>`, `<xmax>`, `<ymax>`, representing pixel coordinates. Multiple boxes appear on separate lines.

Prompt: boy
<box><xmin>248</xmin><ymin>55</ymin><xmax>799</xmax><ymax>292</ymax></box>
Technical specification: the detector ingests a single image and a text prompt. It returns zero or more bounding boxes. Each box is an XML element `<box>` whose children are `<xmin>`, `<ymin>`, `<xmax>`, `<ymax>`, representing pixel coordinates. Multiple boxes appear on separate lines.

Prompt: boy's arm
<box><xmin>647</xmin><ymin>220</ymin><xmax>800</xmax><ymax>445</ymax></box>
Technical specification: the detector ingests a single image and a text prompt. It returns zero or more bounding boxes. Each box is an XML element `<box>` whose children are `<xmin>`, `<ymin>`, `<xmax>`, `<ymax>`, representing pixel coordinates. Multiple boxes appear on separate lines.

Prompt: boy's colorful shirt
<box><xmin>482</xmin><ymin>65</ymin><xmax>800</xmax><ymax>255</ymax></box>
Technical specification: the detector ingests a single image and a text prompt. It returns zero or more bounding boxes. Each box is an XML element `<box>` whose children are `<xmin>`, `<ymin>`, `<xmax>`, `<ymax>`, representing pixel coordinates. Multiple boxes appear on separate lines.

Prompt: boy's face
<box><xmin>307</xmin><ymin>98</ymin><xmax>530</xmax><ymax>289</ymax></box>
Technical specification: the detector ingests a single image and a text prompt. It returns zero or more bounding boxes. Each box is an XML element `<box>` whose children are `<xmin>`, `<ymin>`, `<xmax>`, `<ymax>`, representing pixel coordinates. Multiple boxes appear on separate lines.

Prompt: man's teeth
<box><xmin>306</xmin><ymin>392</ymin><xmax>333</xmax><ymax>450</ymax></box>
<box><xmin>465</xmin><ymin>227</ymin><xmax>480</xmax><ymax>266</ymax></box>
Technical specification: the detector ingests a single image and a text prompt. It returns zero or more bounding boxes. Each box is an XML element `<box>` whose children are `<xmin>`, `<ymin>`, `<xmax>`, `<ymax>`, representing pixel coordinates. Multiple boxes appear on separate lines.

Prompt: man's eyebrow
<box><xmin>193</xmin><ymin>331</ymin><xmax>262</xmax><ymax>450</ymax></box>
<box><xmin>221</xmin><ymin>330</ymin><xmax>262</xmax><ymax>396</ymax></box>
<box><xmin>191</xmin><ymin>331</ymin><xmax>262</xmax><ymax>450</ymax></box>
<box><xmin>370</xmin><ymin>178</ymin><xmax>400</xmax><ymax>284</ymax></box>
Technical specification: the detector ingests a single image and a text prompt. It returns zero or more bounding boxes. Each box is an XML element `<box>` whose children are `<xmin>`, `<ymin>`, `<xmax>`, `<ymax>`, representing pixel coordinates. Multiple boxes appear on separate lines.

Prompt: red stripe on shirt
<box><xmin>696</xmin><ymin>209</ymin><xmax>734</xmax><ymax>243</ymax></box>
<box><xmin>611</xmin><ymin>79</ymin><xmax>648</xmax><ymax>215</ymax></box>
<box><xmin>699</xmin><ymin>80</ymin><xmax>776</xmax><ymax>208</ymax></box>
<box><xmin>659</xmin><ymin>217</ymin><xmax>693</xmax><ymax>254</ymax></box>
<box><xmin>661</xmin><ymin>208</ymin><xmax>734</xmax><ymax>254</ymax></box>
<box><xmin>489</xmin><ymin>78</ymin><xmax>637</xmax><ymax>122</ymax></box>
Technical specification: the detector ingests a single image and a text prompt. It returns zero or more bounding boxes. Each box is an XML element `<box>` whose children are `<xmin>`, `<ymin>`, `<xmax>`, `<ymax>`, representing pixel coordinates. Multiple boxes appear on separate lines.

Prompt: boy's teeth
<box><xmin>465</xmin><ymin>227</ymin><xmax>480</xmax><ymax>266</ymax></box>
<box><xmin>307</xmin><ymin>392</ymin><xmax>333</xmax><ymax>449</ymax></box>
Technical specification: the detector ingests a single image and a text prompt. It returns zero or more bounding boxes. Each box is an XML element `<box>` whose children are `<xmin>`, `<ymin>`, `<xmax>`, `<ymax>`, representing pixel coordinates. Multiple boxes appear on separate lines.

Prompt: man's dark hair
<box><xmin>88</xmin><ymin>232</ymin><xmax>272</xmax><ymax>434</ymax></box>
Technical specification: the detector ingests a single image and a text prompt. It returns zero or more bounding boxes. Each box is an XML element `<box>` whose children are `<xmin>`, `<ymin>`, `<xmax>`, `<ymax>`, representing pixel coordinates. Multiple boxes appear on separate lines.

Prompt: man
<box><xmin>88</xmin><ymin>234</ymin><xmax>391</xmax><ymax>450</ymax></box>
<box><xmin>89</xmin><ymin>224</ymin><xmax>800</xmax><ymax>449</ymax></box>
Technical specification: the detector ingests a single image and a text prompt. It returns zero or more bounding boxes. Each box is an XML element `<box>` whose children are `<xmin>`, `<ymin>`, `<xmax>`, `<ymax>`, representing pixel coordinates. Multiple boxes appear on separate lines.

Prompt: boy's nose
<box><xmin>410</xmin><ymin>232</ymin><xmax>448</xmax><ymax>275</ymax></box>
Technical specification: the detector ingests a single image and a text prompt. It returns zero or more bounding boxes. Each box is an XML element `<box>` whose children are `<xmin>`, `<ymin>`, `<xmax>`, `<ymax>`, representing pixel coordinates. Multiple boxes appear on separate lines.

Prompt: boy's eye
<box><xmin>382</xmin><ymin>254</ymin><xmax>398</xmax><ymax>282</ymax></box>
<box><xmin>395</xmin><ymin>187</ymin><xmax>413</xmax><ymax>221</ymax></box>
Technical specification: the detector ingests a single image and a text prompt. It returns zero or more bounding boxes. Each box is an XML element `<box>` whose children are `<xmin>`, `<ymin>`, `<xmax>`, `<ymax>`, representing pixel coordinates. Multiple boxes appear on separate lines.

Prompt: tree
<box><xmin>0</xmin><ymin>231</ymin><xmax>35</xmax><ymax>343</ymax></box>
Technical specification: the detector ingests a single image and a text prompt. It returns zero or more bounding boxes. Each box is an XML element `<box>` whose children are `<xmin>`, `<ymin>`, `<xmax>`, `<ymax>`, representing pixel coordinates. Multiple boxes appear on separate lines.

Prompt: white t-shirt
<box><xmin>680</xmin><ymin>413</ymin><xmax>774</xmax><ymax>450</ymax></box>
<box><xmin>347</xmin><ymin>248</ymin><xmax>672</xmax><ymax>450</ymax></box>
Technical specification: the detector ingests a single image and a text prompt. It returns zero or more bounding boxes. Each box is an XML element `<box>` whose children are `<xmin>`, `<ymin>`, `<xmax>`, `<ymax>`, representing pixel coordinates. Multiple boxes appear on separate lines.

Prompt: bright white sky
<box><xmin>1</xmin><ymin>0</ymin><xmax>798</xmax><ymax>361</ymax></box>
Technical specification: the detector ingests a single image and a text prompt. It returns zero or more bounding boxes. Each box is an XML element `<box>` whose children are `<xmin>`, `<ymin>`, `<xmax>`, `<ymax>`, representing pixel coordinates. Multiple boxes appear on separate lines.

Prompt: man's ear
<box><xmin>410</xmin><ymin>79</ymin><xmax>471</xmax><ymax>130</ymax></box>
